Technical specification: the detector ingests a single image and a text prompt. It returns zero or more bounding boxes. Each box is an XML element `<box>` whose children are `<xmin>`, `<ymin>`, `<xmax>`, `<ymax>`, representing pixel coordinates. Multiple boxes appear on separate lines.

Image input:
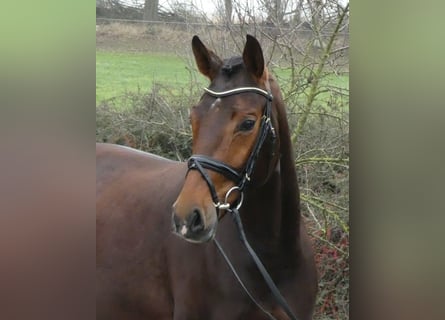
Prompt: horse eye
<box><xmin>239</xmin><ymin>119</ymin><xmax>256</xmax><ymax>132</ymax></box>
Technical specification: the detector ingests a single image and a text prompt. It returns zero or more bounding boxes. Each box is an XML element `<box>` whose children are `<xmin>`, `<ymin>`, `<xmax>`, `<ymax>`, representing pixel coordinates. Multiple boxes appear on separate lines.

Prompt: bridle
<box><xmin>186</xmin><ymin>86</ymin><xmax>299</xmax><ymax>320</ymax></box>
<box><xmin>187</xmin><ymin>86</ymin><xmax>276</xmax><ymax>214</ymax></box>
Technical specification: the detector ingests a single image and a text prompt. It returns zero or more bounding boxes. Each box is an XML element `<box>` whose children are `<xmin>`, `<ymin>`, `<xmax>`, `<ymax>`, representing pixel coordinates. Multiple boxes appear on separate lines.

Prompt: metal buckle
<box><xmin>224</xmin><ymin>186</ymin><xmax>244</xmax><ymax>211</ymax></box>
<box><xmin>213</xmin><ymin>186</ymin><xmax>244</xmax><ymax>211</ymax></box>
<box><xmin>214</xmin><ymin>202</ymin><xmax>231</xmax><ymax>210</ymax></box>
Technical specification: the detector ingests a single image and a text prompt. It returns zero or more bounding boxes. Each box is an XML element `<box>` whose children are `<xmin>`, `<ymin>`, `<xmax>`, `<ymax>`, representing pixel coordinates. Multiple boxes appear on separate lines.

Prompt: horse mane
<box><xmin>269</xmin><ymin>76</ymin><xmax>301</xmax><ymax>251</ymax></box>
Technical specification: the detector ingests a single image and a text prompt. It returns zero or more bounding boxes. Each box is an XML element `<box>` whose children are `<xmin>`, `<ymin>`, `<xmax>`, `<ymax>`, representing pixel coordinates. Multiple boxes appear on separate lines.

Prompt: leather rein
<box><xmin>186</xmin><ymin>87</ymin><xmax>299</xmax><ymax>320</ymax></box>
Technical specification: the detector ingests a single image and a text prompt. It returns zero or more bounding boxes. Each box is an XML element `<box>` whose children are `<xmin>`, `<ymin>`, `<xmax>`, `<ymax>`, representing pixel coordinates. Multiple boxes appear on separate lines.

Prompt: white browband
<box><xmin>203</xmin><ymin>87</ymin><xmax>272</xmax><ymax>100</ymax></box>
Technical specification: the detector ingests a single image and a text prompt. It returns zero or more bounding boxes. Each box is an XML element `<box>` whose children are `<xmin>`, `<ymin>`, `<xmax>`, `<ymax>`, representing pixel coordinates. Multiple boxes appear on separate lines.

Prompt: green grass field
<box><xmin>96</xmin><ymin>51</ymin><xmax>205</xmax><ymax>104</ymax></box>
<box><xmin>96</xmin><ymin>50</ymin><xmax>349</xmax><ymax>107</ymax></box>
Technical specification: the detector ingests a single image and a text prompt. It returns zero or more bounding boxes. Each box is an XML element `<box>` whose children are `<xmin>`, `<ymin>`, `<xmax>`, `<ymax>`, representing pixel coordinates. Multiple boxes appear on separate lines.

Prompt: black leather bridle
<box><xmin>186</xmin><ymin>87</ymin><xmax>299</xmax><ymax>320</ymax></box>
<box><xmin>187</xmin><ymin>86</ymin><xmax>276</xmax><ymax>212</ymax></box>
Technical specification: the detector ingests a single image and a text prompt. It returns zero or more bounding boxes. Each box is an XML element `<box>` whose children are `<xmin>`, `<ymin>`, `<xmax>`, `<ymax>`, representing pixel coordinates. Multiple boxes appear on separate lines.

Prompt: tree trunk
<box><xmin>143</xmin><ymin>0</ymin><xmax>159</xmax><ymax>21</ymax></box>
<box><xmin>224</xmin><ymin>0</ymin><xmax>232</xmax><ymax>24</ymax></box>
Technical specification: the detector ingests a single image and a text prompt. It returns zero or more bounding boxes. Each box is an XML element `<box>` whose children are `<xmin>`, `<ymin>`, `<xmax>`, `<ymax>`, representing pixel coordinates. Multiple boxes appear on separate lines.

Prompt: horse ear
<box><xmin>242</xmin><ymin>35</ymin><xmax>265</xmax><ymax>80</ymax></box>
<box><xmin>192</xmin><ymin>36</ymin><xmax>222</xmax><ymax>80</ymax></box>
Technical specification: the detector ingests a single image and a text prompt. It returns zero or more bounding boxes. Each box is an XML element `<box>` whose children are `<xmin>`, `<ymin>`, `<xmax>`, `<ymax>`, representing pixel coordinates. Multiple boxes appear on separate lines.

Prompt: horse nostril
<box><xmin>189</xmin><ymin>209</ymin><xmax>204</xmax><ymax>233</ymax></box>
<box><xmin>172</xmin><ymin>213</ymin><xmax>181</xmax><ymax>232</ymax></box>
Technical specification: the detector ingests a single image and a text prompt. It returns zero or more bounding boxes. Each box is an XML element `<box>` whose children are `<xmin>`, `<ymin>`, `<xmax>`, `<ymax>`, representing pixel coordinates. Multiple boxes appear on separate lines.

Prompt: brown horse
<box><xmin>96</xmin><ymin>35</ymin><xmax>317</xmax><ymax>320</ymax></box>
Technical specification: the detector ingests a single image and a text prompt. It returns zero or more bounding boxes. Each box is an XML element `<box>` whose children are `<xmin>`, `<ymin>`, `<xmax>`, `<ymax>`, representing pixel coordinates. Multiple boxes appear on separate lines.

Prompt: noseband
<box><xmin>187</xmin><ymin>86</ymin><xmax>276</xmax><ymax>212</ymax></box>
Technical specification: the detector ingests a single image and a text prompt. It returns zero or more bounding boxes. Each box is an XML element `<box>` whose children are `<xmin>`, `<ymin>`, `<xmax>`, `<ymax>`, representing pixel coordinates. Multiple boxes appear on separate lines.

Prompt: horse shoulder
<box><xmin>96</xmin><ymin>142</ymin><xmax>186</xmax><ymax>261</ymax></box>
<box><xmin>96</xmin><ymin>143</ymin><xmax>187</xmax><ymax>318</ymax></box>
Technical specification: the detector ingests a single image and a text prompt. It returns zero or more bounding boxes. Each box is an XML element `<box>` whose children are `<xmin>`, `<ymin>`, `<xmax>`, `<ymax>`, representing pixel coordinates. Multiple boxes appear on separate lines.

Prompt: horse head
<box><xmin>172</xmin><ymin>35</ymin><xmax>282</xmax><ymax>243</ymax></box>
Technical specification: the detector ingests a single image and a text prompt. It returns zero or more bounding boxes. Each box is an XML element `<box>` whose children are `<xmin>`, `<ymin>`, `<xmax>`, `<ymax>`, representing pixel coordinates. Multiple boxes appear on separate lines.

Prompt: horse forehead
<box><xmin>195</xmin><ymin>96</ymin><xmax>230</xmax><ymax>116</ymax></box>
<box><xmin>209</xmin><ymin>97</ymin><xmax>221</xmax><ymax>110</ymax></box>
<box><xmin>198</xmin><ymin>94</ymin><xmax>258</xmax><ymax>115</ymax></box>
<box><xmin>211</xmin><ymin>59</ymin><xmax>256</xmax><ymax>88</ymax></box>
<box><xmin>213</xmin><ymin>70</ymin><xmax>254</xmax><ymax>89</ymax></box>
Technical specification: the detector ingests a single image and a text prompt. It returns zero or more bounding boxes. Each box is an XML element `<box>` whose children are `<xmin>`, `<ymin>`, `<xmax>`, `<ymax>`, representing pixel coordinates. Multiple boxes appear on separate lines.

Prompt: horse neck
<box><xmin>241</xmin><ymin>89</ymin><xmax>300</xmax><ymax>253</ymax></box>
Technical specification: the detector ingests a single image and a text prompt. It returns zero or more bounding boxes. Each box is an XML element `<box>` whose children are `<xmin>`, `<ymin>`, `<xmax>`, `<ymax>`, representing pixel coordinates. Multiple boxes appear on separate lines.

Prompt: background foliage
<box><xmin>96</xmin><ymin>1</ymin><xmax>349</xmax><ymax>319</ymax></box>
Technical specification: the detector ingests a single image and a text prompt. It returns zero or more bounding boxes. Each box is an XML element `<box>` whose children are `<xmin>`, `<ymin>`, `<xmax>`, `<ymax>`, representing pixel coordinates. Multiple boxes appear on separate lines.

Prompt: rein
<box><xmin>187</xmin><ymin>87</ymin><xmax>299</xmax><ymax>320</ymax></box>
<box><xmin>214</xmin><ymin>208</ymin><xmax>299</xmax><ymax>320</ymax></box>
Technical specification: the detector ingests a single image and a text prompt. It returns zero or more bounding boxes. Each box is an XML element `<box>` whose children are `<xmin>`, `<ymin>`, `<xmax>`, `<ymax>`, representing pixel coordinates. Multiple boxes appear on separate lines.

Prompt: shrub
<box><xmin>96</xmin><ymin>83</ymin><xmax>349</xmax><ymax>319</ymax></box>
<box><xmin>96</xmin><ymin>84</ymin><xmax>193</xmax><ymax>161</ymax></box>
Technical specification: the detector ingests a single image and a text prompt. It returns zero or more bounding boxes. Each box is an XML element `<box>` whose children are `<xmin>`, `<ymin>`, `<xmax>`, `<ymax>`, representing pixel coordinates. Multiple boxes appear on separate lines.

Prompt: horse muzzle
<box><xmin>171</xmin><ymin>204</ymin><xmax>218</xmax><ymax>243</ymax></box>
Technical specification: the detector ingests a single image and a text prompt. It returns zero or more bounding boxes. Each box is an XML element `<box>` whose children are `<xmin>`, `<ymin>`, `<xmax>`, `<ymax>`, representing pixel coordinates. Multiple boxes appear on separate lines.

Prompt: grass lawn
<box><xmin>96</xmin><ymin>50</ymin><xmax>349</xmax><ymax>107</ymax></box>
<box><xmin>96</xmin><ymin>50</ymin><xmax>205</xmax><ymax>104</ymax></box>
